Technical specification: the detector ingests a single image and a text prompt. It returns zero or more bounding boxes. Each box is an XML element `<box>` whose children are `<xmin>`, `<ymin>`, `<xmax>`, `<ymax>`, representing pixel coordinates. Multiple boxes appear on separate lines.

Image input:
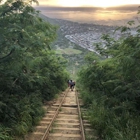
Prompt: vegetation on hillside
<box><xmin>77</xmin><ymin>14</ymin><xmax>140</xmax><ymax>139</ymax></box>
<box><xmin>40</xmin><ymin>15</ymin><xmax>90</xmax><ymax>80</ymax></box>
<box><xmin>0</xmin><ymin>0</ymin><xmax>68</xmax><ymax>139</ymax></box>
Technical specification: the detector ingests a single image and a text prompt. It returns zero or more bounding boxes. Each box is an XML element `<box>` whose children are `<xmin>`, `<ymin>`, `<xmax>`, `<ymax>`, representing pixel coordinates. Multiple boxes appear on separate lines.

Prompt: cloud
<box><xmin>37</xmin><ymin>0</ymin><xmax>140</xmax><ymax>7</ymax></box>
<box><xmin>37</xmin><ymin>0</ymin><xmax>58</xmax><ymax>6</ymax></box>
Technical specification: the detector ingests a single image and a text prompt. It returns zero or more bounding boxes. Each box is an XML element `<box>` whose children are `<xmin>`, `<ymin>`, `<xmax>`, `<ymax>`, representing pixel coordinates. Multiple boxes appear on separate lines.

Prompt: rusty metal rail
<box><xmin>41</xmin><ymin>89</ymin><xmax>69</xmax><ymax>140</ymax></box>
<box><xmin>75</xmin><ymin>90</ymin><xmax>86</xmax><ymax>140</ymax></box>
<box><xmin>40</xmin><ymin>88</ymin><xmax>85</xmax><ymax>140</ymax></box>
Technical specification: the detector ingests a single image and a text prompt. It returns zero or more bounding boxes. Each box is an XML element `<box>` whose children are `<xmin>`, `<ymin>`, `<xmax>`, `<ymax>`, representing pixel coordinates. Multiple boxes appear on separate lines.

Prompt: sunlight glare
<box><xmin>87</xmin><ymin>0</ymin><xmax>124</xmax><ymax>7</ymax></box>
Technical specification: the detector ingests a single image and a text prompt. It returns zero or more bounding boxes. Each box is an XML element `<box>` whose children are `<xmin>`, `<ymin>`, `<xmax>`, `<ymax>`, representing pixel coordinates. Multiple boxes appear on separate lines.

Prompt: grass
<box><xmin>54</xmin><ymin>94</ymin><xmax>59</xmax><ymax>99</ymax></box>
<box><xmin>56</xmin><ymin>48</ymin><xmax>82</xmax><ymax>55</ymax></box>
<box><xmin>59</xmin><ymin>108</ymin><xmax>62</xmax><ymax>112</ymax></box>
<box><xmin>50</xmin><ymin>128</ymin><xmax>55</xmax><ymax>133</ymax></box>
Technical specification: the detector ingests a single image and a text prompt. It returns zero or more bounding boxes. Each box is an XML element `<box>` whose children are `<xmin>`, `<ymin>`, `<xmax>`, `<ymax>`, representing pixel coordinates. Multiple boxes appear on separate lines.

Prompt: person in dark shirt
<box><xmin>69</xmin><ymin>80</ymin><xmax>75</xmax><ymax>91</ymax></box>
<box><xmin>67</xmin><ymin>80</ymin><xmax>71</xmax><ymax>88</ymax></box>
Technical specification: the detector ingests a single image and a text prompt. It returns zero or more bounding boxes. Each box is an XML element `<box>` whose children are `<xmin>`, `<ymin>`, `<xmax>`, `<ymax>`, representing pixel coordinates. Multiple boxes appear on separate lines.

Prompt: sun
<box><xmin>88</xmin><ymin>0</ymin><xmax>123</xmax><ymax>7</ymax></box>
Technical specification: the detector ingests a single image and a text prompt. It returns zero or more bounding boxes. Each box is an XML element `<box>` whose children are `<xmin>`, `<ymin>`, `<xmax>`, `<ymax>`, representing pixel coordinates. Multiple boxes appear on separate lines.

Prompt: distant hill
<box><xmin>39</xmin><ymin>13</ymin><xmax>60</xmax><ymax>25</ymax></box>
<box><xmin>35</xmin><ymin>5</ymin><xmax>139</xmax><ymax>27</ymax></box>
<box><xmin>106</xmin><ymin>4</ymin><xmax>140</xmax><ymax>10</ymax></box>
<box><xmin>39</xmin><ymin>11</ymin><xmax>138</xmax><ymax>79</ymax></box>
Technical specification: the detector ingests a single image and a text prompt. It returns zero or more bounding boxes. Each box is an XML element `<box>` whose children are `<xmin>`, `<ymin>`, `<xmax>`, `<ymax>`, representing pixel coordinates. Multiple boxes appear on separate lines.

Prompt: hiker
<box><xmin>67</xmin><ymin>80</ymin><xmax>71</xmax><ymax>88</ymax></box>
<box><xmin>69</xmin><ymin>80</ymin><xmax>75</xmax><ymax>91</ymax></box>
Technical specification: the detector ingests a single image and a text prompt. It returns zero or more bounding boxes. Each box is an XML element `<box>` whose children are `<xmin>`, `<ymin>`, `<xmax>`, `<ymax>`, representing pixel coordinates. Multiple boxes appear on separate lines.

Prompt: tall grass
<box><xmin>80</xmin><ymin>90</ymin><xmax>140</xmax><ymax>140</ymax></box>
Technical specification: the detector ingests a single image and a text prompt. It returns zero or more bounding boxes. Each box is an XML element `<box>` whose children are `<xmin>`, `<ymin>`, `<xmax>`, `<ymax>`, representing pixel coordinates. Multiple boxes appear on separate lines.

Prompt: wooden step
<box><xmin>33</xmin><ymin>132</ymin><xmax>44</xmax><ymax>135</ymax></box>
<box><xmin>84</xmin><ymin>123</ymin><xmax>91</xmax><ymax>126</ymax></box>
<box><xmin>59</xmin><ymin>112</ymin><xmax>78</xmax><ymax>115</ymax></box>
<box><xmin>62</xmin><ymin>104</ymin><xmax>77</xmax><ymax>107</ymax></box>
<box><xmin>49</xmin><ymin>133</ymin><xmax>81</xmax><ymax>138</ymax></box>
<box><xmin>55</xmin><ymin>122</ymin><xmax>80</xmax><ymax>125</ymax></box>
<box><xmin>53</xmin><ymin>127</ymin><xmax>80</xmax><ymax>131</ymax></box>
<box><xmin>47</xmin><ymin>111</ymin><xmax>56</xmax><ymax>113</ymax></box>
<box><xmin>58</xmin><ymin>114</ymin><xmax>78</xmax><ymax>117</ymax></box>
<box><xmin>42</xmin><ymin>118</ymin><xmax>52</xmax><ymax>121</ymax></box>
<box><xmin>61</xmin><ymin>107</ymin><xmax>77</xmax><ymax>109</ymax></box>
<box><xmin>56</xmin><ymin>118</ymin><xmax>79</xmax><ymax>121</ymax></box>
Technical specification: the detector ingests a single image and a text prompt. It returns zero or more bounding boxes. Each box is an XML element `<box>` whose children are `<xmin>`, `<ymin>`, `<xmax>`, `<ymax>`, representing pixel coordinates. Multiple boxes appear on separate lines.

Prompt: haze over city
<box><xmin>35</xmin><ymin>4</ymin><xmax>140</xmax><ymax>26</ymax></box>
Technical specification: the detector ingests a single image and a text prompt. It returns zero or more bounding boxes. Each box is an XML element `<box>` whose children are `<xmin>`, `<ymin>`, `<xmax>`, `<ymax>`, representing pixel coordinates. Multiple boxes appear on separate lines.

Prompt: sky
<box><xmin>37</xmin><ymin>0</ymin><xmax>140</xmax><ymax>7</ymax></box>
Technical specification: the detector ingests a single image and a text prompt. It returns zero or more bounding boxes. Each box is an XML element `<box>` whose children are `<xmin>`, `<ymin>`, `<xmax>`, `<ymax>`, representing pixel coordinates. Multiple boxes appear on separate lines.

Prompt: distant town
<box><xmin>54</xmin><ymin>18</ymin><xmax>137</xmax><ymax>53</ymax></box>
<box><xmin>40</xmin><ymin>14</ymin><xmax>138</xmax><ymax>53</ymax></box>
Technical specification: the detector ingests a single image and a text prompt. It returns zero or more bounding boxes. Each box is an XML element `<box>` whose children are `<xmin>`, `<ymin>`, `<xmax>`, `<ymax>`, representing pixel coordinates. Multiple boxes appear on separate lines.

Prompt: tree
<box><xmin>77</xmin><ymin>17</ymin><xmax>140</xmax><ymax>139</ymax></box>
<box><xmin>0</xmin><ymin>0</ymin><xmax>68</xmax><ymax>138</ymax></box>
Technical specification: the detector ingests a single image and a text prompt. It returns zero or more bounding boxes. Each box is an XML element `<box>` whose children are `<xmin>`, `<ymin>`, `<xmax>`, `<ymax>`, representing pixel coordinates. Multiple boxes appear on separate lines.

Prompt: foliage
<box><xmin>77</xmin><ymin>18</ymin><xmax>140</xmax><ymax>139</ymax></box>
<box><xmin>0</xmin><ymin>0</ymin><xmax>68</xmax><ymax>139</ymax></box>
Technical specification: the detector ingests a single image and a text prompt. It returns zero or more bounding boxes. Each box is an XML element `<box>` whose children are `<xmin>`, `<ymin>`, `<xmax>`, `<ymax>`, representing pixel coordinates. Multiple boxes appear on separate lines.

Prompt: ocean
<box><xmin>34</xmin><ymin>5</ymin><xmax>140</xmax><ymax>26</ymax></box>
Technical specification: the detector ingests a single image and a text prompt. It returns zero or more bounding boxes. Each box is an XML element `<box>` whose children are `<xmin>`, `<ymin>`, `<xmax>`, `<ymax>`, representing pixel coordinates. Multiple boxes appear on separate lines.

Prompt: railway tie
<box><xmin>26</xmin><ymin>88</ymin><xmax>85</xmax><ymax>140</ymax></box>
